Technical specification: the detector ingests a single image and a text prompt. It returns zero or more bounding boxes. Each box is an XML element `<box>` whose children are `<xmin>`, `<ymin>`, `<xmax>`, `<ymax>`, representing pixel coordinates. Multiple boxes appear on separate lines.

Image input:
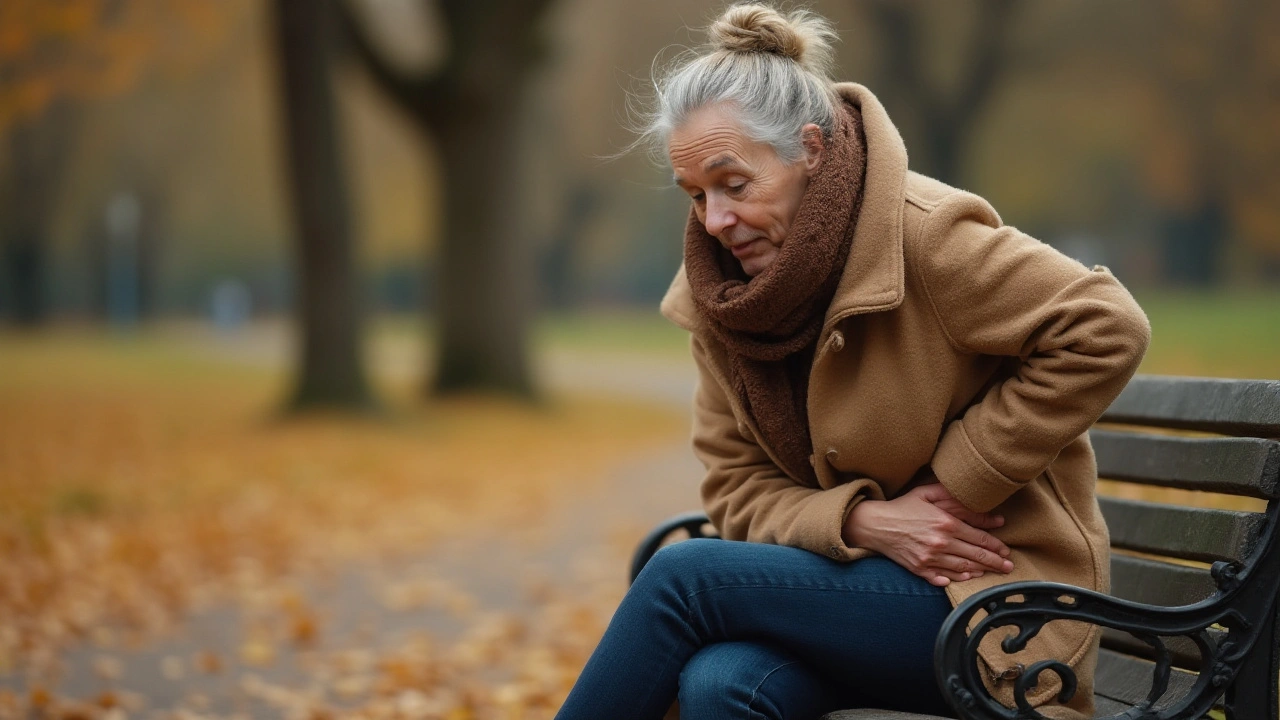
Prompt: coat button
<box><xmin>737</xmin><ymin>422</ymin><xmax>751</xmax><ymax>439</ymax></box>
<box><xmin>825</xmin><ymin>448</ymin><xmax>839</xmax><ymax>463</ymax></box>
<box><xmin>829</xmin><ymin>330</ymin><xmax>845</xmax><ymax>352</ymax></box>
<box><xmin>992</xmin><ymin>663</ymin><xmax>1025</xmax><ymax>682</ymax></box>
<box><xmin>828</xmin><ymin>546</ymin><xmax>843</xmax><ymax>559</ymax></box>
<box><xmin>808</xmin><ymin>454</ymin><xmax>816</xmax><ymax>467</ymax></box>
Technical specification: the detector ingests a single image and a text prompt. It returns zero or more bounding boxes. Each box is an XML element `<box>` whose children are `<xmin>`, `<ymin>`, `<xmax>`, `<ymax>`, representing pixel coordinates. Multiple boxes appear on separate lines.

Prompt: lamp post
<box><xmin>105</xmin><ymin>192</ymin><xmax>141</xmax><ymax>329</ymax></box>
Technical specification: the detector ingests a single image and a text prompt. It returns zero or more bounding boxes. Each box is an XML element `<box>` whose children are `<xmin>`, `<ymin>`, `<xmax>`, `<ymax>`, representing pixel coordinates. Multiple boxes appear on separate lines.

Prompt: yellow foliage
<box><xmin>0</xmin><ymin>0</ymin><xmax>238</xmax><ymax>132</ymax></box>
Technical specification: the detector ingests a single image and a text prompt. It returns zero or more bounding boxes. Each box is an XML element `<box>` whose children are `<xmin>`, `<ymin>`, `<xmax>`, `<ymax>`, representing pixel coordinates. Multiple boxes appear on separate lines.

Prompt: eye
<box><xmin>691</xmin><ymin>192</ymin><xmax>705</xmax><ymax>203</ymax></box>
<box><xmin>726</xmin><ymin>181</ymin><xmax>747</xmax><ymax>196</ymax></box>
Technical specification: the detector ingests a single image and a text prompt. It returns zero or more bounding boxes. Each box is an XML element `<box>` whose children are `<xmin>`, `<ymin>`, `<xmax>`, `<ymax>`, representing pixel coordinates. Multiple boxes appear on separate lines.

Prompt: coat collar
<box><xmin>660</xmin><ymin>83</ymin><xmax>909</xmax><ymax>333</ymax></box>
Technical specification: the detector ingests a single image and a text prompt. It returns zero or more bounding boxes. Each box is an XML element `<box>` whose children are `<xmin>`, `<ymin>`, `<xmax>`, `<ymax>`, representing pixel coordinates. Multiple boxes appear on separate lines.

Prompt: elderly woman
<box><xmin>556</xmin><ymin>5</ymin><xmax>1149</xmax><ymax>720</ymax></box>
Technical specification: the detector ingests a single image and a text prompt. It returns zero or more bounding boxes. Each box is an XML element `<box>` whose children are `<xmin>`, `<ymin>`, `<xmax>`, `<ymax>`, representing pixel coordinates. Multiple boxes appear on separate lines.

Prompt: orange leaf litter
<box><xmin>0</xmin><ymin>331</ymin><xmax>687</xmax><ymax>719</ymax></box>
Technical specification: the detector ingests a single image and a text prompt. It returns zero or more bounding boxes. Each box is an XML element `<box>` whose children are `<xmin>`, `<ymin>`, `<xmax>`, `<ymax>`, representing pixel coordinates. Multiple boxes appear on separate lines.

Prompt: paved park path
<box><xmin>14</xmin><ymin>331</ymin><xmax>704</xmax><ymax>717</ymax></box>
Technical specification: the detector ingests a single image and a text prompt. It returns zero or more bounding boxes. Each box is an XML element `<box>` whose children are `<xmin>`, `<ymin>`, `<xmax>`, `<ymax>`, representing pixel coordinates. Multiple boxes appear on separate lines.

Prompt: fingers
<box><xmin>915</xmin><ymin>483</ymin><xmax>1008</xmax><ymax>531</ymax></box>
<box><xmin>951</xmin><ymin>509</ymin><xmax>1005</xmax><ymax>530</ymax></box>
<box><xmin>927</xmin><ymin>495</ymin><xmax>1006</xmax><ymax>530</ymax></box>
<box><xmin>907</xmin><ymin>516</ymin><xmax>1013</xmax><ymax>577</ymax></box>
<box><xmin>922</xmin><ymin>571</ymin><xmax>951</xmax><ymax>587</ymax></box>
<box><xmin>948</xmin><ymin>519</ymin><xmax>1013</xmax><ymax>563</ymax></box>
<box><xmin>920</xmin><ymin>568</ymin><xmax>987</xmax><ymax>587</ymax></box>
<box><xmin>913</xmin><ymin>536</ymin><xmax>1005</xmax><ymax>584</ymax></box>
<box><xmin>911</xmin><ymin>483</ymin><xmax>954</xmax><ymax>503</ymax></box>
<box><xmin>935</xmin><ymin>544</ymin><xmax>1011</xmax><ymax>576</ymax></box>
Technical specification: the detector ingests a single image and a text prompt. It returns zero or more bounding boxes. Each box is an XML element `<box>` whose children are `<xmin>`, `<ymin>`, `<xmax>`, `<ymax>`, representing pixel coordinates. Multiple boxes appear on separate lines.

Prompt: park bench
<box><xmin>629</xmin><ymin>375</ymin><xmax>1280</xmax><ymax>719</ymax></box>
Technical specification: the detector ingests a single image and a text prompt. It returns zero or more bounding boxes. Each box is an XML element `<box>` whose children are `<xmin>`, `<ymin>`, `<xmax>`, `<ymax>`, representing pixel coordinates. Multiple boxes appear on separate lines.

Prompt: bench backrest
<box><xmin>1090</xmin><ymin>375</ymin><xmax>1280</xmax><ymax>716</ymax></box>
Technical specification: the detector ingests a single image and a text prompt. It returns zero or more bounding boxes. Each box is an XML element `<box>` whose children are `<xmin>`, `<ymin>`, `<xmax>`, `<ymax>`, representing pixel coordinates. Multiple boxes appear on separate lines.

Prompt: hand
<box><xmin>842</xmin><ymin>483</ymin><xmax>1013</xmax><ymax>587</ymax></box>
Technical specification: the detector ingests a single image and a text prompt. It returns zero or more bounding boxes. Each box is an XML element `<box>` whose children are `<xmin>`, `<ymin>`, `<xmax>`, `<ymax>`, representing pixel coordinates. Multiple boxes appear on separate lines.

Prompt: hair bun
<box><xmin>708</xmin><ymin>3</ymin><xmax>836</xmax><ymax>77</ymax></box>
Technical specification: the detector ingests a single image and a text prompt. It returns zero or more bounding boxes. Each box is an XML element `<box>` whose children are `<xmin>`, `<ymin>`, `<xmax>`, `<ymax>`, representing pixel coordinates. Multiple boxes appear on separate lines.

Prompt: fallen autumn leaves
<box><xmin>0</xmin><ymin>331</ymin><xmax>687</xmax><ymax>719</ymax></box>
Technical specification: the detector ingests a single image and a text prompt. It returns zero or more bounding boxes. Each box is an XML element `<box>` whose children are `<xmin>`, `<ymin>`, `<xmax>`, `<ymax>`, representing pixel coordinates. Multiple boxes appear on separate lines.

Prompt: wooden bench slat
<box><xmin>1093</xmin><ymin>695</ymin><xmax>1135</xmax><ymax>715</ymax></box>
<box><xmin>1094</xmin><ymin>649</ymin><xmax>1203</xmax><ymax>707</ymax></box>
<box><xmin>1104</xmin><ymin>555</ymin><xmax>1223</xmax><ymax>670</ymax></box>
<box><xmin>1099</xmin><ymin>496</ymin><xmax>1265</xmax><ymax>563</ymax></box>
<box><xmin>819</xmin><ymin>707</ymin><xmax>952</xmax><ymax>712</ymax></box>
<box><xmin>1100</xmin><ymin>375</ymin><xmax>1280</xmax><ymax>438</ymax></box>
<box><xmin>1109</xmin><ymin>554</ymin><xmax>1218</xmax><ymax>607</ymax></box>
<box><xmin>1100</xmin><ymin>626</ymin><xmax>1224</xmax><ymax>671</ymax></box>
<box><xmin>1091</xmin><ymin>429</ymin><xmax>1280</xmax><ymax>499</ymax></box>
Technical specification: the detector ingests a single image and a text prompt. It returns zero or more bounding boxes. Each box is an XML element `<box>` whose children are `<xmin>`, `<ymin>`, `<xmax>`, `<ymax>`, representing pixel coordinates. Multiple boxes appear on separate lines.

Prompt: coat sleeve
<box><xmin>690</xmin><ymin>335</ymin><xmax>885</xmax><ymax>561</ymax></box>
<box><xmin>911</xmin><ymin>192</ymin><xmax>1151</xmax><ymax>513</ymax></box>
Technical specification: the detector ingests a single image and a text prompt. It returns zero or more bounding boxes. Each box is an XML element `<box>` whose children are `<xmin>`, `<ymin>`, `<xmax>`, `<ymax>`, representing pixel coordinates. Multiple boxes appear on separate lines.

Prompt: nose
<box><xmin>703</xmin><ymin>196</ymin><xmax>737</xmax><ymax>237</ymax></box>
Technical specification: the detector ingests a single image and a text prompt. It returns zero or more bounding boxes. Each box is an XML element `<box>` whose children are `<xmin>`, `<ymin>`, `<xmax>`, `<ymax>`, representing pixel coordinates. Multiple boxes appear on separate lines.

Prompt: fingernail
<box><xmin>1003</xmin><ymin>560</ymin><xmax>1013</xmax><ymax>572</ymax></box>
<box><xmin>999</xmin><ymin>548</ymin><xmax>1010</xmax><ymax>557</ymax></box>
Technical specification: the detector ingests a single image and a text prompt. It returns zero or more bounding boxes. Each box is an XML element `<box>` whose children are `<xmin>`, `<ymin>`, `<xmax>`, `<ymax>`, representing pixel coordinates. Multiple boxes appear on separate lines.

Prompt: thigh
<box><xmin>639</xmin><ymin>539</ymin><xmax>953</xmax><ymax>714</ymax></box>
<box><xmin>679</xmin><ymin>641</ymin><xmax>842</xmax><ymax>720</ymax></box>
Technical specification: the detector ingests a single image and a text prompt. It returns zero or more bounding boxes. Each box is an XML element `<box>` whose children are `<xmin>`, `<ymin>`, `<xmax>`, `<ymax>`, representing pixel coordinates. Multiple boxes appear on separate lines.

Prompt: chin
<box><xmin>739</xmin><ymin>251</ymin><xmax>779</xmax><ymax>277</ymax></box>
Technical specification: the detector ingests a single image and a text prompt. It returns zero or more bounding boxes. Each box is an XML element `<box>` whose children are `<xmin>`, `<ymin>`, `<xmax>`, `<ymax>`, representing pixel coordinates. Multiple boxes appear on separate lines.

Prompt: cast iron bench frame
<box><xmin>629</xmin><ymin>375</ymin><xmax>1280</xmax><ymax>719</ymax></box>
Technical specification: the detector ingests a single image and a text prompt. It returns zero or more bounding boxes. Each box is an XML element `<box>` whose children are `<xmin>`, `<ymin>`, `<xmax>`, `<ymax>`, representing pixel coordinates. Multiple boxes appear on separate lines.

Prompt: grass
<box><xmin>373</xmin><ymin>288</ymin><xmax>1280</xmax><ymax>372</ymax></box>
<box><xmin>1134</xmin><ymin>289</ymin><xmax>1280</xmax><ymax>379</ymax></box>
<box><xmin>534</xmin><ymin>289</ymin><xmax>1280</xmax><ymax>373</ymax></box>
<box><xmin>535</xmin><ymin>308</ymin><xmax>689</xmax><ymax>356</ymax></box>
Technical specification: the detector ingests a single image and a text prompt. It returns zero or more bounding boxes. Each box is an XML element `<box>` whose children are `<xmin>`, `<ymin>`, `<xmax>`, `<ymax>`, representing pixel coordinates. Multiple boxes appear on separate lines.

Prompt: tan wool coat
<box><xmin>659</xmin><ymin>83</ymin><xmax>1151</xmax><ymax>717</ymax></box>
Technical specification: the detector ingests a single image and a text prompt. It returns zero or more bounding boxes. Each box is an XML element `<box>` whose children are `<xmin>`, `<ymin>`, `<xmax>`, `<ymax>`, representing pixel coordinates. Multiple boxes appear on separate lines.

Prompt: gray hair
<box><xmin>633</xmin><ymin>4</ymin><xmax>840</xmax><ymax>165</ymax></box>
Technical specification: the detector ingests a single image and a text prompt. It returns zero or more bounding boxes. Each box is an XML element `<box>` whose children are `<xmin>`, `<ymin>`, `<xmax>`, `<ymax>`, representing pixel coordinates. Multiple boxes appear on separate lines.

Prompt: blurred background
<box><xmin>3</xmin><ymin>0</ymin><xmax>1279</xmax><ymax>346</ymax></box>
<box><xmin>1</xmin><ymin>1</ymin><xmax>1278</xmax><ymax>718</ymax></box>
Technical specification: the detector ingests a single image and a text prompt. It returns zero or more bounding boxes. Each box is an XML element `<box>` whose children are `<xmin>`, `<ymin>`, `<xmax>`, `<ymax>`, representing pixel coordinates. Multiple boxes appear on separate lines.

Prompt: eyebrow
<box><xmin>672</xmin><ymin>155</ymin><xmax>744</xmax><ymax>186</ymax></box>
<box><xmin>705</xmin><ymin>155</ymin><xmax>741</xmax><ymax>172</ymax></box>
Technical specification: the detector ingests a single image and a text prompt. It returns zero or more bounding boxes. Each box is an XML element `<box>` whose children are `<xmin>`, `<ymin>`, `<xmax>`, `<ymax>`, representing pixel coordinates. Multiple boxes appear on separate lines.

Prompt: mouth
<box><xmin>728</xmin><ymin>238</ymin><xmax>760</xmax><ymax>258</ymax></box>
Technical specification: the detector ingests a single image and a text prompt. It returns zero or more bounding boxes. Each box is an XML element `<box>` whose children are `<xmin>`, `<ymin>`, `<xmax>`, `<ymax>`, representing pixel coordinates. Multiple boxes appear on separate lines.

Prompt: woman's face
<box><xmin>670</xmin><ymin>103</ymin><xmax>822</xmax><ymax>276</ymax></box>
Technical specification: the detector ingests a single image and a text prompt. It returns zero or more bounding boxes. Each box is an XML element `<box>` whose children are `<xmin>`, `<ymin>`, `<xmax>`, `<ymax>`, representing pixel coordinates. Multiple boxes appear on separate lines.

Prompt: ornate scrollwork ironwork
<box><xmin>628</xmin><ymin>512</ymin><xmax>719</xmax><ymax>585</ymax></box>
<box><xmin>1012</xmin><ymin>660</ymin><xmax>1076</xmax><ymax>712</ymax></box>
<box><xmin>1211</xmin><ymin>560</ymin><xmax>1243</xmax><ymax>594</ymax></box>
<box><xmin>934</xmin><ymin>504</ymin><xmax>1280</xmax><ymax>720</ymax></box>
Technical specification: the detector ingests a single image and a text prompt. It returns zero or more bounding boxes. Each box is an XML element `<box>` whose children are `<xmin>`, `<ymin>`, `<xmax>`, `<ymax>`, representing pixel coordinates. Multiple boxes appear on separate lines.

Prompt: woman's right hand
<box><xmin>841</xmin><ymin>483</ymin><xmax>1013</xmax><ymax>587</ymax></box>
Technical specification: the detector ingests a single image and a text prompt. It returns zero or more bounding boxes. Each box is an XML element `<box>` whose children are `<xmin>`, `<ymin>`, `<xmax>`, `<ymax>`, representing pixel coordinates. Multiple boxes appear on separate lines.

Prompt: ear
<box><xmin>799</xmin><ymin>123</ymin><xmax>824</xmax><ymax>175</ymax></box>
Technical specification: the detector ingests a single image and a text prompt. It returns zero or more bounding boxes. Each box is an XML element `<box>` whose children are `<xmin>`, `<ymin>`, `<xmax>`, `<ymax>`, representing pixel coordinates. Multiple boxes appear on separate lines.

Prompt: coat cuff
<box><xmin>815</xmin><ymin>478</ymin><xmax>883</xmax><ymax>562</ymax></box>
<box><xmin>930</xmin><ymin>420</ymin><xmax>1025</xmax><ymax>513</ymax></box>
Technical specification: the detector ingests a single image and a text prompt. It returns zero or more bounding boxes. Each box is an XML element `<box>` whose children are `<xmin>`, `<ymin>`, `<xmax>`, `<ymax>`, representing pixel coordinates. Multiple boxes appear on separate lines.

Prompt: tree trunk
<box><xmin>540</xmin><ymin>183</ymin><xmax>597</xmax><ymax>311</ymax></box>
<box><xmin>337</xmin><ymin>0</ymin><xmax>552</xmax><ymax>399</ymax></box>
<box><xmin>862</xmin><ymin>0</ymin><xmax>1014</xmax><ymax>187</ymax></box>
<box><xmin>0</xmin><ymin>106</ymin><xmax>77</xmax><ymax>326</ymax></box>
<box><xmin>2</xmin><ymin>234</ymin><xmax>45</xmax><ymax>325</ymax></box>
<box><xmin>925</xmin><ymin>124</ymin><xmax>965</xmax><ymax>189</ymax></box>
<box><xmin>431</xmin><ymin>87</ymin><xmax>536</xmax><ymax>396</ymax></box>
<box><xmin>1161</xmin><ymin>195</ymin><xmax>1226</xmax><ymax>286</ymax></box>
<box><xmin>272</xmin><ymin>0</ymin><xmax>375</xmax><ymax>410</ymax></box>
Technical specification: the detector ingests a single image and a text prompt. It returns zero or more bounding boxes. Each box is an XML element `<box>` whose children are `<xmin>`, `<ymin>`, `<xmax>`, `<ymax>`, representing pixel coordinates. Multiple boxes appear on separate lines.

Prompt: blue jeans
<box><xmin>555</xmin><ymin>539</ymin><xmax>955</xmax><ymax>720</ymax></box>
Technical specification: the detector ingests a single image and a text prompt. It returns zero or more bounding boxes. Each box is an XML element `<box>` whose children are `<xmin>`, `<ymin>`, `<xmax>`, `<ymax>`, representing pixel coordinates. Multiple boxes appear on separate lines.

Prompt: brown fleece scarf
<box><xmin>685</xmin><ymin>101</ymin><xmax>866</xmax><ymax>486</ymax></box>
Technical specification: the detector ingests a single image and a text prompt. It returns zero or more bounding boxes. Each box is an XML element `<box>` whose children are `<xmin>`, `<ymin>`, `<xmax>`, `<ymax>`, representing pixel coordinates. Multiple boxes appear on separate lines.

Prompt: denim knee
<box><xmin>634</xmin><ymin>538</ymin><xmax>722</xmax><ymax>592</ymax></box>
<box><xmin>679</xmin><ymin>642</ymin><xmax>832</xmax><ymax>720</ymax></box>
<box><xmin>679</xmin><ymin>643</ymin><xmax>758</xmax><ymax>719</ymax></box>
<box><xmin>680</xmin><ymin>640</ymin><xmax>778</xmax><ymax>717</ymax></box>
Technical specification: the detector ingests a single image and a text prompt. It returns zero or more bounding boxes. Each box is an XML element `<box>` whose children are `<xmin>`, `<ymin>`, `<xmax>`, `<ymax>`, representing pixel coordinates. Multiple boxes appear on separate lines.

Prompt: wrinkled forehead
<box><xmin>668</xmin><ymin>105</ymin><xmax>762</xmax><ymax>180</ymax></box>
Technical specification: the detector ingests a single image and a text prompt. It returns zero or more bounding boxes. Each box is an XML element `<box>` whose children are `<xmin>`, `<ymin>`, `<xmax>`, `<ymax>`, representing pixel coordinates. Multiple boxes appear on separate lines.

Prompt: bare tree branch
<box><xmin>336</xmin><ymin>0</ymin><xmax>441</xmax><ymax>118</ymax></box>
<box><xmin>954</xmin><ymin>0</ymin><xmax>1016</xmax><ymax>117</ymax></box>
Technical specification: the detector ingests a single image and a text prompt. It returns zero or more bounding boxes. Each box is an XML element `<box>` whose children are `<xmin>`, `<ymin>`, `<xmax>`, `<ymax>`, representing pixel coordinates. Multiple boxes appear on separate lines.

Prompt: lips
<box><xmin>729</xmin><ymin>238</ymin><xmax>759</xmax><ymax>258</ymax></box>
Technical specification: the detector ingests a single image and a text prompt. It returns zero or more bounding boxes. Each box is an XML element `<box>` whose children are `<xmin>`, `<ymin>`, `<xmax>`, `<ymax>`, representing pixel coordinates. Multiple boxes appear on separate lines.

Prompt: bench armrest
<box><xmin>629</xmin><ymin>512</ymin><xmax>717</xmax><ymax>585</ymax></box>
<box><xmin>934</xmin><ymin>571</ymin><xmax>1246</xmax><ymax>720</ymax></box>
